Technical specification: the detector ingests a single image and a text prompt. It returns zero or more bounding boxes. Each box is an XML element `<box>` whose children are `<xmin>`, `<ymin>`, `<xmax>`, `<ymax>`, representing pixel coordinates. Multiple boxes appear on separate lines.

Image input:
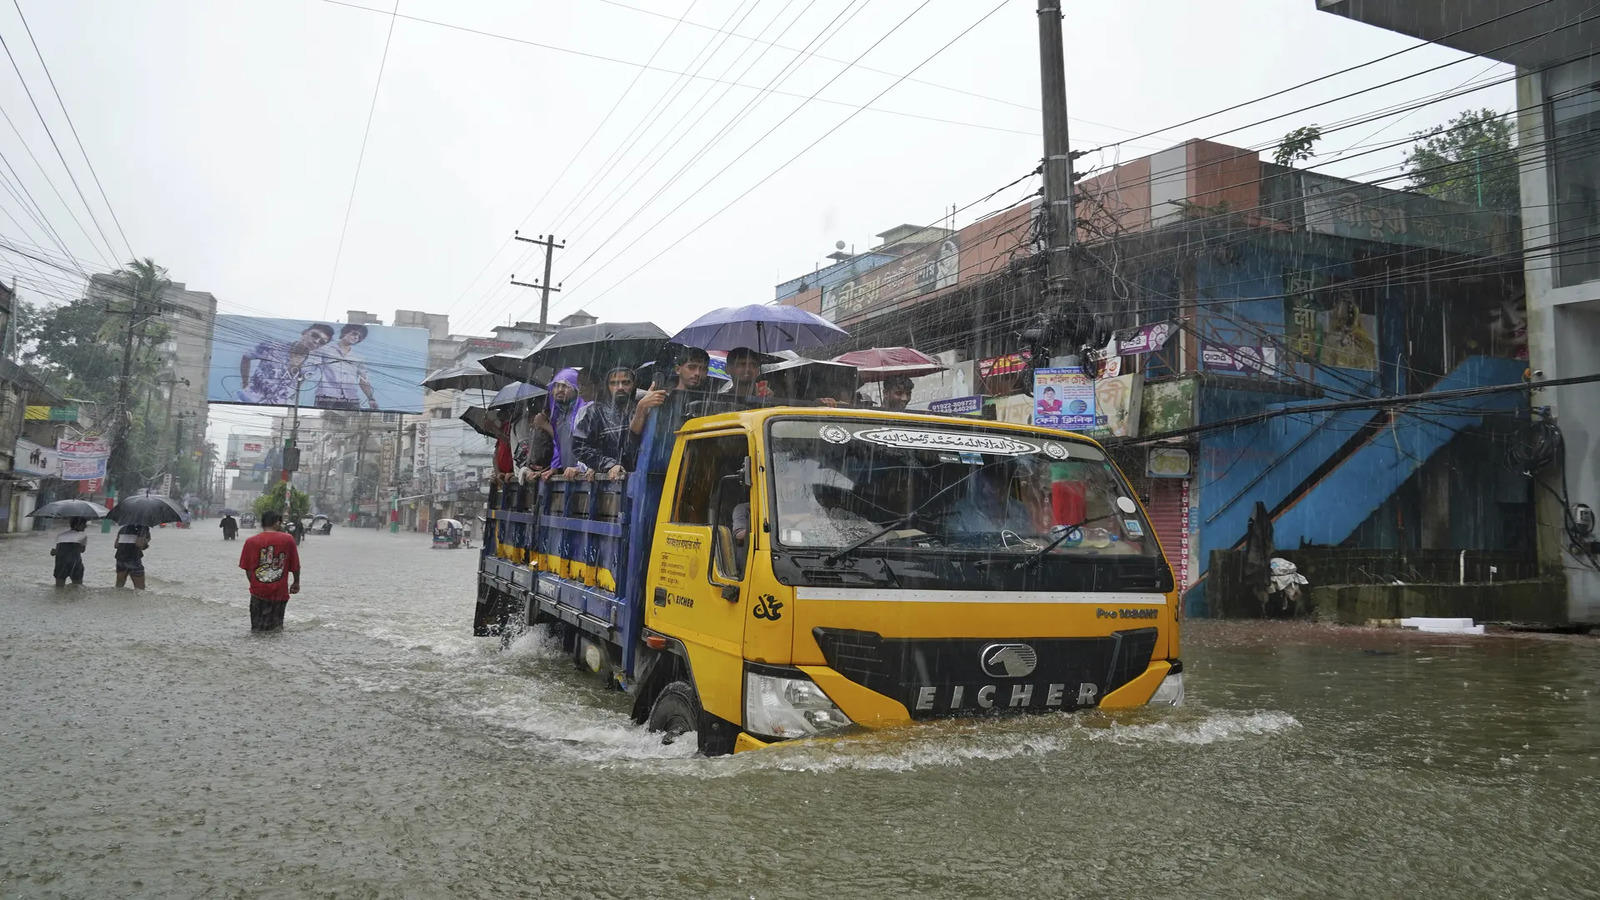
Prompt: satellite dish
<box><xmin>835</xmin><ymin>240</ymin><xmax>846</xmax><ymax>250</ymax></box>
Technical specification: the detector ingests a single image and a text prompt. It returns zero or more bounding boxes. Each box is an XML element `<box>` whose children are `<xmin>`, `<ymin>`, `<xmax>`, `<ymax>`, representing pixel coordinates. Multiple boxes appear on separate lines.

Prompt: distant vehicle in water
<box><xmin>433</xmin><ymin>518</ymin><xmax>464</xmax><ymax>549</ymax></box>
<box><xmin>475</xmin><ymin>406</ymin><xmax>1184</xmax><ymax>756</ymax></box>
<box><xmin>307</xmin><ymin>514</ymin><xmax>332</xmax><ymax>536</ymax></box>
<box><xmin>240</xmin><ymin>513</ymin><xmax>257</xmax><ymax>529</ymax></box>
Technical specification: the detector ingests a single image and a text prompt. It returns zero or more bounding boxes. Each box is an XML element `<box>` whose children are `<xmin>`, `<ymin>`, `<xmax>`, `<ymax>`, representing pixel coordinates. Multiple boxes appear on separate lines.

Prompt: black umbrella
<box><xmin>219</xmin><ymin>507</ymin><xmax>241</xmax><ymax>516</ymax></box>
<box><xmin>483</xmin><ymin>322</ymin><xmax>669</xmax><ymax>381</ymax></box>
<box><xmin>28</xmin><ymin>499</ymin><xmax>109</xmax><ymax>519</ymax></box>
<box><xmin>108</xmin><ymin>492</ymin><xmax>189</xmax><ymax>527</ymax></box>
<box><xmin>459</xmin><ymin>406</ymin><xmax>502</xmax><ymax>440</ymax></box>
<box><xmin>760</xmin><ymin>356</ymin><xmax>859</xmax><ymax>402</ymax></box>
<box><xmin>422</xmin><ymin>362</ymin><xmax>507</xmax><ymax>392</ymax></box>
<box><xmin>479</xmin><ymin>347</ymin><xmax>541</xmax><ymax>382</ymax></box>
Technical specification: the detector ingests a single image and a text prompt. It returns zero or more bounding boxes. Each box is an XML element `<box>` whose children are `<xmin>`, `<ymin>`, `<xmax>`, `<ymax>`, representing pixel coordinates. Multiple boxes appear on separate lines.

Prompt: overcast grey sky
<box><xmin>0</xmin><ymin>0</ymin><xmax>1513</xmax><ymax>438</ymax></box>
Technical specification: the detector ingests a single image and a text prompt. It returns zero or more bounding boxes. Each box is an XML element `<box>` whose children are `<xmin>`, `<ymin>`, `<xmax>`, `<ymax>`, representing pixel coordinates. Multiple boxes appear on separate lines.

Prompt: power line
<box><xmin>432</xmin><ymin>0</ymin><xmax>707</xmax><ymax>325</ymax></box>
<box><xmin>1082</xmin><ymin>0</ymin><xmax>1555</xmax><ymax>154</ymax></box>
<box><xmin>545</xmin><ymin>0</ymin><xmax>775</xmax><ymax>237</ymax></box>
<box><xmin>0</xmin><ymin>100</ymin><xmax>109</xmax><ymax>269</ymax></box>
<box><xmin>321</xmin><ymin>0</ymin><xmax>399</xmax><ymax>319</ymax></box>
<box><xmin>10</xmin><ymin>0</ymin><xmax>134</xmax><ymax>260</ymax></box>
<box><xmin>558</xmin><ymin>0</ymin><xmax>983</xmax><ymax>311</ymax></box>
<box><xmin>0</xmin><ymin>27</ymin><xmax>120</xmax><ymax>264</ymax></box>
<box><xmin>561</xmin><ymin>0</ymin><xmax>863</xmax><ymax>255</ymax></box>
<box><xmin>472</xmin><ymin>0</ymin><xmax>865</xmax><ymax>333</ymax></box>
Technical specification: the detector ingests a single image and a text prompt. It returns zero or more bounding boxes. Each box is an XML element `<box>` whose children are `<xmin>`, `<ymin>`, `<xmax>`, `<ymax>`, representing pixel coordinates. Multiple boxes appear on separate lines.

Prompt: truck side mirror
<box><xmin>740</xmin><ymin>455</ymin><xmax>752</xmax><ymax>489</ymax></box>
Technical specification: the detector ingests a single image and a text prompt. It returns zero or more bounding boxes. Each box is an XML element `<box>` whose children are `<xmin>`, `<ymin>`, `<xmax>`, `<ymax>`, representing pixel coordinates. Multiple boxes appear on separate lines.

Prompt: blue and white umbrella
<box><xmin>487</xmin><ymin>381</ymin><xmax>547</xmax><ymax>409</ymax></box>
<box><xmin>670</xmin><ymin>304</ymin><xmax>848</xmax><ymax>354</ymax></box>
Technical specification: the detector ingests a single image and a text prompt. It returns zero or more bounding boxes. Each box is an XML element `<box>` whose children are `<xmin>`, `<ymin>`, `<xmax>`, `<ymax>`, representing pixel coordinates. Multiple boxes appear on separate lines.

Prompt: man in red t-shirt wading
<box><xmin>240</xmin><ymin>509</ymin><xmax>302</xmax><ymax>632</ymax></box>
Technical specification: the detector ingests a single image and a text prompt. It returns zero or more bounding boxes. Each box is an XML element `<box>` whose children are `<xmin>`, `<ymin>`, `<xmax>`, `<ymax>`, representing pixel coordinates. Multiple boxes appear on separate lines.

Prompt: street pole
<box><xmin>391</xmin><ymin>417</ymin><xmax>402</xmax><ymax>533</ymax></box>
<box><xmin>353</xmin><ymin>414</ymin><xmax>367</xmax><ymax>525</ymax></box>
<box><xmin>107</xmin><ymin>279</ymin><xmax>142</xmax><ymax>501</ymax></box>
<box><xmin>281</xmin><ymin>374</ymin><xmax>302</xmax><ymax>517</ymax></box>
<box><xmin>511</xmin><ymin>231</ymin><xmax>564</xmax><ymax>326</ymax></box>
<box><xmin>1037</xmin><ymin>0</ymin><xmax>1079</xmax><ymax>349</ymax></box>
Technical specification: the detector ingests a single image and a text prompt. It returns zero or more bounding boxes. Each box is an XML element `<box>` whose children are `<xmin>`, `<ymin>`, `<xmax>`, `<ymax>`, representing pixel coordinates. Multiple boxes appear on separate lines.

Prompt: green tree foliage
<box><xmin>1273</xmin><ymin>125</ymin><xmax>1322</xmax><ymax>167</ymax></box>
<box><xmin>254</xmin><ymin>485</ymin><xmax>309</xmax><ymax>521</ymax></box>
<box><xmin>1403</xmin><ymin>108</ymin><xmax>1519</xmax><ymax>211</ymax></box>
<box><xmin>17</xmin><ymin>296</ymin><xmax>168</xmax><ymax>408</ymax></box>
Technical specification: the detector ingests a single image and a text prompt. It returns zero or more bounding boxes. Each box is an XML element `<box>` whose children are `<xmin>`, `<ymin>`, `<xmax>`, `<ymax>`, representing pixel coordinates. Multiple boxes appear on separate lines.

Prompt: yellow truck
<box><xmin>475</xmin><ymin>406</ymin><xmax>1183</xmax><ymax>755</ymax></box>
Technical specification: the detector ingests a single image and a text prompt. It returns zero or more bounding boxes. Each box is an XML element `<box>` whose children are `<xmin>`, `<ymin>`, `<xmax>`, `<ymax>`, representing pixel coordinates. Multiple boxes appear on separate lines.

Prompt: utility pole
<box><xmin>1037</xmin><ymin>0</ymin><xmax>1079</xmax><ymax>349</ymax></box>
<box><xmin>107</xmin><ymin>279</ymin><xmax>143</xmax><ymax>499</ymax></box>
<box><xmin>353</xmin><ymin>414</ymin><xmax>368</xmax><ymax>525</ymax></box>
<box><xmin>510</xmin><ymin>231</ymin><xmax>564</xmax><ymax>326</ymax></box>
<box><xmin>280</xmin><ymin>374</ymin><xmax>303</xmax><ymax>517</ymax></box>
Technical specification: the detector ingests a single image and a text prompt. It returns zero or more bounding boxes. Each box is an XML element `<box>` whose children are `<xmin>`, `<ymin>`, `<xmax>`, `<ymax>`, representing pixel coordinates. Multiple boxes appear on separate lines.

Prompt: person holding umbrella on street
<box><xmin>27</xmin><ymin>498</ymin><xmax>108</xmax><ymax>587</ymax></box>
<box><xmin>106</xmin><ymin>491</ymin><xmax>188</xmax><ymax>589</ymax></box>
<box><xmin>51</xmin><ymin>517</ymin><xmax>90</xmax><ymax>587</ymax></box>
<box><xmin>114</xmin><ymin>524</ymin><xmax>150</xmax><ymax>589</ymax></box>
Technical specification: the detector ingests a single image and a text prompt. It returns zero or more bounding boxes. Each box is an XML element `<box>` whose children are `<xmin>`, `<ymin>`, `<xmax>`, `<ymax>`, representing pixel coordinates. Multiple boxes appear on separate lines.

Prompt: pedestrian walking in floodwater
<box><xmin>220</xmin><ymin>514</ymin><xmax>238</xmax><ymax>540</ymax></box>
<box><xmin>240</xmin><ymin>510</ymin><xmax>300</xmax><ymax>632</ymax></box>
<box><xmin>51</xmin><ymin>517</ymin><xmax>89</xmax><ymax>587</ymax></box>
<box><xmin>114</xmin><ymin>524</ymin><xmax>150</xmax><ymax>589</ymax></box>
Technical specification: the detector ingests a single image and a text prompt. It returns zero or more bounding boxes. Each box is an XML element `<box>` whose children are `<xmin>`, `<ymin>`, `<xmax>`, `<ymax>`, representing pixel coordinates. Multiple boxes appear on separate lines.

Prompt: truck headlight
<box><xmin>745</xmin><ymin>668</ymin><xmax>853</xmax><ymax>739</ymax></box>
<box><xmin>1146</xmin><ymin>669</ymin><xmax>1184</xmax><ymax>707</ymax></box>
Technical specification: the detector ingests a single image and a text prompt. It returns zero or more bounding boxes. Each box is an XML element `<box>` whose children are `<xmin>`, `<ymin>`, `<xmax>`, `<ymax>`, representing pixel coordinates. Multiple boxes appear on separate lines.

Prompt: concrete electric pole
<box><xmin>1037</xmin><ymin>0</ymin><xmax>1079</xmax><ymax>347</ymax></box>
<box><xmin>510</xmin><ymin>231</ymin><xmax>564</xmax><ymax>327</ymax></box>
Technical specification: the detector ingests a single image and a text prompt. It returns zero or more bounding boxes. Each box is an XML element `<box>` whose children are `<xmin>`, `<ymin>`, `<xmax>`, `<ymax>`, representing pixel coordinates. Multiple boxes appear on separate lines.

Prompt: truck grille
<box><xmin>812</xmin><ymin>627</ymin><xmax>1160</xmax><ymax>718</ymax></box>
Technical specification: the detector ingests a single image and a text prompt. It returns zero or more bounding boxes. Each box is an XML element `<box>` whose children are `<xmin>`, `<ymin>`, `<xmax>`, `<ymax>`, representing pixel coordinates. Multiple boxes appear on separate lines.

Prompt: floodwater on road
<box><xmin>2</xmin><ymin>525</ymin><xmax>1596</xmax><ymax>898</ymax></box>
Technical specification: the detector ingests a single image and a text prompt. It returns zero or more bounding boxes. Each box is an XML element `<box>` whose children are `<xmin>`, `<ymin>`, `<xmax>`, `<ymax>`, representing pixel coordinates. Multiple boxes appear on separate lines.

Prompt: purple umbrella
<box><xmin>670</xmin><ymin>304</ymin><xmax>848</xmax><ymax>354</ymax></box>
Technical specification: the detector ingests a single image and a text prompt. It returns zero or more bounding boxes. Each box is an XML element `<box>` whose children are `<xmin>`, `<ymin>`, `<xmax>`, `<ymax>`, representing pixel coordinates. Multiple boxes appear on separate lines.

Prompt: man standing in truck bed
<box><xmin>240</xmin><ymin>510</ymin><xmax>301</xmax><ymax>632</ymax></box>
<box><xmin>574</xmin><ymin>365</ymin><xmax>641</xmax><ymax>478</ymax></box>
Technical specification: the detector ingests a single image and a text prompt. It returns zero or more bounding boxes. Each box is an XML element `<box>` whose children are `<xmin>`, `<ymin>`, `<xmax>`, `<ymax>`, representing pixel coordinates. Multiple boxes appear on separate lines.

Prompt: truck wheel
<box><xmin>647</xmin><ymin>680</ymin><xmax>736</xmax><ymax>756</ymax></box>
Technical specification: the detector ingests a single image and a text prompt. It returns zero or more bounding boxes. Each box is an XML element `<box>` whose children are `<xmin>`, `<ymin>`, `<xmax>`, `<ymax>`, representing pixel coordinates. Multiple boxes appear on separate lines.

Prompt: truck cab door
<box><xmin>645</xmin><ymin>432</ymin><xmax>753</xmax><ymax>725</ymax></box>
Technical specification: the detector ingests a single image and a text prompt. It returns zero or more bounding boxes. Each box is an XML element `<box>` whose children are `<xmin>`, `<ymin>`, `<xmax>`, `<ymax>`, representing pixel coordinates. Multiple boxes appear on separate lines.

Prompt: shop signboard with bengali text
<box><xmin>821</xmin><ymin>237</ymin><xmax>960</xmax><ymax>323</ymax></box>
<box><xmin>57</xmin><ymin>437</ymin><xmax>109</xmax><ymax>481</ymax></box>
<box><xmin>978</xmin><ymin>350</ymin><xmax>1032</xmax><ymax>378</ymax></box>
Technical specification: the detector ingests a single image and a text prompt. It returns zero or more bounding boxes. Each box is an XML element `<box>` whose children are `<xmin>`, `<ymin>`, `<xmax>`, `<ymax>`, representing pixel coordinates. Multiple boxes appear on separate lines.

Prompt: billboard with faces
<box><xmin>205</xmin><ymin>315</ymin><xmax>429</xmax><ymax>413</ymax></box>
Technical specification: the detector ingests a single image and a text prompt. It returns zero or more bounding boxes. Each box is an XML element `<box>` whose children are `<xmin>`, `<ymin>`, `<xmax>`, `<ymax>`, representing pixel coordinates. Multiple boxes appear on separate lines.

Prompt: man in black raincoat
<box><xmin>574</xmin><ymin>365</ymin><xmax>642</xmax><ymax>478</ymax></box>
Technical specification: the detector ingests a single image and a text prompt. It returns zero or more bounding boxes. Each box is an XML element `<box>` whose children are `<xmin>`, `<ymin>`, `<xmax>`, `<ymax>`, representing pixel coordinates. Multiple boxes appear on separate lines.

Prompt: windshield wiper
<box><xmin>1012</xmin><ymin>513</ymin><xmax>1118</xmax><ymax>571</ymax></box>
<box><xmin>821</xmin><ymin>460</ymin><xmax>1001</xmax><ymax>565</ymax></box>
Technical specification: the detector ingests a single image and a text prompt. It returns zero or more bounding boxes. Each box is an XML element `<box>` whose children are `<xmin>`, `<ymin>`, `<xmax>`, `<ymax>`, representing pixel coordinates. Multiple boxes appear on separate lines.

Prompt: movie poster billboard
<box><xmin>206</xmin><ymin>315</ymin><xmax>429</xmax><ymax>413</ymax></box>
<box><xmin>1032</xmin><ymin>367</ymin><xmax>1096</xmax><ymax>430</ymax></box>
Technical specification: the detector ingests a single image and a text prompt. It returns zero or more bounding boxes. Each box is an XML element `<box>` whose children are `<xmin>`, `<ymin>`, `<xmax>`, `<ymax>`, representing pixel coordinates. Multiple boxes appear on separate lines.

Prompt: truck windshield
<box><xmin>767</xmin><ymin>418</ymin><xmax>1159</xmax><ymax>559</ymax></box>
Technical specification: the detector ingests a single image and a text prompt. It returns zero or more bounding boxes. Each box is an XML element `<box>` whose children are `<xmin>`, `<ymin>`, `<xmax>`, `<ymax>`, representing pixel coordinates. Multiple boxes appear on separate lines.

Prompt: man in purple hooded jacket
<box><xmin>540</xmin><ymin>367</ymin><xmax>589</xmax><ymax>480</ymax></box>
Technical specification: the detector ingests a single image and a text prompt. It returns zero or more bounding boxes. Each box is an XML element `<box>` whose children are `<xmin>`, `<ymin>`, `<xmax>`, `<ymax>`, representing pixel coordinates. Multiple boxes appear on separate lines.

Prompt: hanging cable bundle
<box><xmin>1505</xmin><ymin>415</ymin><xmax>1563</xmax><ymax>475</ymax></box>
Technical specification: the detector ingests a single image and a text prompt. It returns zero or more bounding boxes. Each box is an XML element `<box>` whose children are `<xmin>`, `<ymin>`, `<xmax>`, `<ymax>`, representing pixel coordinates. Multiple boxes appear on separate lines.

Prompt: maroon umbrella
<box><xmin>832</xmin><ymin>347</ymin><xmax>945</xmax><ymax>381</ymax></box>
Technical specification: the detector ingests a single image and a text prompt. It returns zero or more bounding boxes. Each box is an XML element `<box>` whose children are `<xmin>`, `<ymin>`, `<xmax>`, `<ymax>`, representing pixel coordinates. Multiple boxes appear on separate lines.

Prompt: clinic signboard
<box><xmin>1032</xmin><ymin>367</ymin><xmax>1096</xmax><ymax>430</ymax></box>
